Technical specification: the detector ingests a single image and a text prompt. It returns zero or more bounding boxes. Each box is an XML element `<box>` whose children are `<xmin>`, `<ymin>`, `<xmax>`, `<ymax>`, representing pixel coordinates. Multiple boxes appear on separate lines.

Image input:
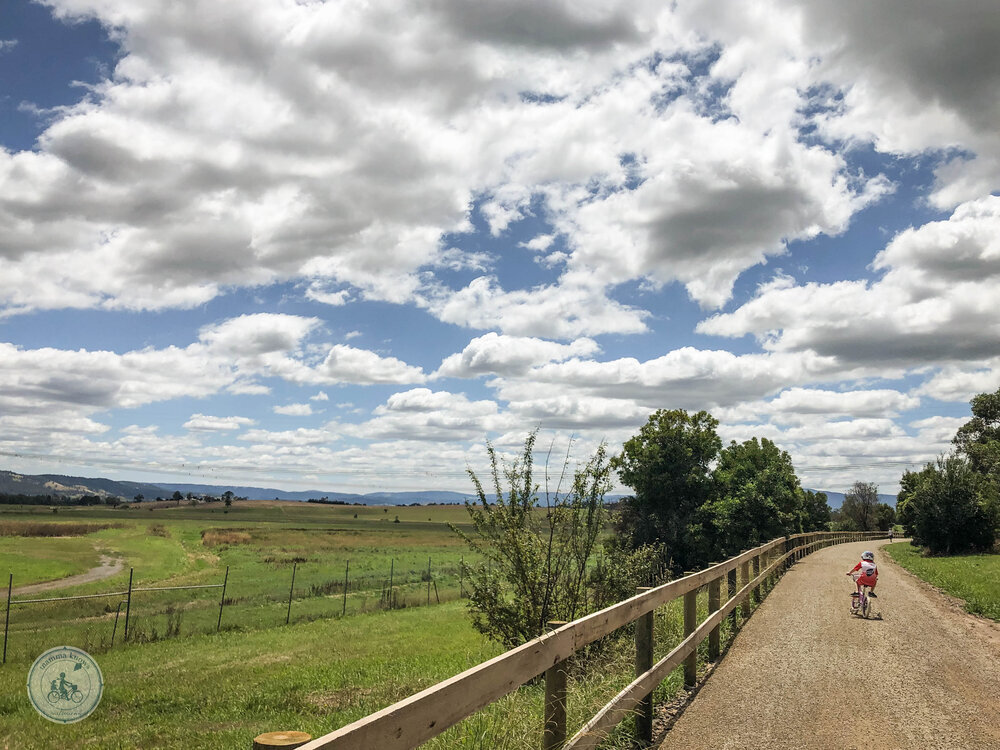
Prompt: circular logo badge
<box><xmin>26</xmin><ymin>646</ymin><xmax>104</xmax><ymax>724</ymax></box>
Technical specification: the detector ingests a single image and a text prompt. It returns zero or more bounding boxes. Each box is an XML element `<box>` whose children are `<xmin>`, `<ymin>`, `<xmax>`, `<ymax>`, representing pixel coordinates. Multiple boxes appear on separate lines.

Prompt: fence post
<box><xmin>635</xmin><ymin>587</ymin><xmax>654</xmax><ymax>746</ymax></box>
<box><xmin>460</xmin><ymin>555</ymin><xmax>464</xmax><ymax>598</ymax></box>
<box><xmin>124</xmin><ymin>568</ymin><xmax>134</xmax><ymax>642</ymax></box>
<box><xmin>3</xmin><ymin>573</ymin><xmax>11</xmax><ymax>665</ymax></box>
<box><xmin>752</xmin><ymin>555</ymin><xmax>761</xmax><ymax>605</ymax></box>
<box><xmin>683</xmin><ymin>575</ymin><xmax>697</xmax><ymax>688</ymax></box>
<box><xmin>389</xmin><ymin>559</ymin><xmax>394</xmax><ymax>608</ymax></box>
<box><xmin>727</xmin><ymin>567</ymin><xmax>737</xmax><ymax>630</ymax></box>
<box><xmin>543</xmin><ymin>621</ymin><xmax>569</xmax><ymax>750</ymax></box>
<box><xmin>708</xmin><ymin>572</ymin><xmax>721</xmax><ymax>661</ymax></box>
<box><xmin>740</xmin><ymin>559</ymin><xmax>750</xmax><ymax>619</ymax></box>
<box><xmin>252</xmin><ymin>731</ymin><xmax>312</xmax><ymax>749</ymax></box>
<box><xmin>426</xmin><ymin>557</ymin><xmax>431</xmax><ymax>606</ymax></box>
<box><xmin>286</xmin><ymin>562</ymin><xmax>297</xmax><ymax>625</ymax></box>
<box><xmin>217</xmin><ymin>566</ymin><xmax>229</xmax><ymax>632</ymax></box>
<box><xmin>342</xmin><ymin>560</ymin><xmax>349</xmax><ymax>616</ymax></box>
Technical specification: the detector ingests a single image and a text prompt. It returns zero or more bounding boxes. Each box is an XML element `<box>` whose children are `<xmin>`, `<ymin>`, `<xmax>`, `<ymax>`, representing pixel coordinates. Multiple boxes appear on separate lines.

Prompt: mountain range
<box><xmin>0</xmin><ymin>469</ymin><xmax>896</xmax><ymax>508</ymax></box>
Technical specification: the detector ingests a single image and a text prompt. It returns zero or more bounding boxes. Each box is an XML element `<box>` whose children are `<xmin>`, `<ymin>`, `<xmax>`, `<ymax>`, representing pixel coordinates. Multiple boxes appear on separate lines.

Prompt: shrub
<box><xmin>905</xmin><ymin>456</ymin><xmax>997</xmax><ymax>554</ymax></box>
<box><xmin>454</xmin><ymin>432</ymin><xmax>611</xmax><ymax>649</ymax></box>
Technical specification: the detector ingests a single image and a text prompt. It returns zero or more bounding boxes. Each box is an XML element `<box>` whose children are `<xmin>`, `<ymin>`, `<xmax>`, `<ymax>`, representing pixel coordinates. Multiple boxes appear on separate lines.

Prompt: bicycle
<box><xmin>848</xmin><ymin>573</ymin><xmax>873</xmax><ymax>619</ymax></box>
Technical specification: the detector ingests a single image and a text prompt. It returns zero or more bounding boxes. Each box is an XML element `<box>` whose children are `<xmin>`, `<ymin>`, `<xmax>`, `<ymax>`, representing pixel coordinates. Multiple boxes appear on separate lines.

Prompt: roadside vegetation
<box><xmin>883</xmin><ymin>542</ymin><xmax>1000</xmax><ymax>621</ymax></box>
<box><xmin>898</xmin><ymin>386</ymin><xmax>1000</xmax><ymax>555</ymax></box>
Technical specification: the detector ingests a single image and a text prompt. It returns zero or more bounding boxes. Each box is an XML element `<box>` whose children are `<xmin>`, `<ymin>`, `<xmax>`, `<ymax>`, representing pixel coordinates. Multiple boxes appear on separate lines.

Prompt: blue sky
<box><xmin>2</xmin><ymin>0</ymin><xmax>999</xmax><ymax>495</ymax></box>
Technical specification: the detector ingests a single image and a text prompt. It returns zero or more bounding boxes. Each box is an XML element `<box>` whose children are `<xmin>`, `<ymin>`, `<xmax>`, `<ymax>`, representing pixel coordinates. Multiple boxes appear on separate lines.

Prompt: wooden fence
<box><xmin>255</xmin><ymin>531</ymin><xmax>884</xmax><ymax>750</ymax></box>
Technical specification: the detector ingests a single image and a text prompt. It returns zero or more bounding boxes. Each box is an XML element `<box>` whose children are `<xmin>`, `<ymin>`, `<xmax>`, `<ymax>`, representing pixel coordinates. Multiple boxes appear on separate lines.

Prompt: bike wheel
<box><xmin>71</xmin><ymin>690</ymin><xmax>84</xmax><ymax>704</ymax></box>
<box><xmin>46</xmin><ymin>690</ymin><xmax>60</xmax><ymax>705</ymax></box>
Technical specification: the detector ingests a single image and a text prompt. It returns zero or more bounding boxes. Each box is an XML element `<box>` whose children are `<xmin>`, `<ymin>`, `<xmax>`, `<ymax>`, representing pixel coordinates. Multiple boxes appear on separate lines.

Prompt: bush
<box><xmin>454</xmin><ymin>432</ymin><xmax>611</xmax><ymax>648</ymax></box>
<box><xmin>905</xmin><ymin>456</ymin><xmax>997</xmax><ymax>554</ymax></box>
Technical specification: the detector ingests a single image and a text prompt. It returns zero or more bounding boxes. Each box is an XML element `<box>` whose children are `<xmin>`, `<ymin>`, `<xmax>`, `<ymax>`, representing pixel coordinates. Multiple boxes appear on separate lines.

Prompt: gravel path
<box><xmin>12</xmin><ymin>554</ymin><xmax>124</xmax><ymax>595</ymax></box>
<box><xmin>659</xmin><ymin>540</ymin><xmax>1000</xmax><ymax>750</ymax></box>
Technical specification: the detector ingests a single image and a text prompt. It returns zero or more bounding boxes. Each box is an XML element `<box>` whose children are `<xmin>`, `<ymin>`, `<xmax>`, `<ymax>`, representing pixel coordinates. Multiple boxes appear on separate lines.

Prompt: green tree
<box><xmin>694</xmin><ymin>438</ymin><xmax>804</xmax><ymax>561</ymax></box>
<box><xmin>953</xmin><ymin>386</ymin><xmax>1000</xmax><ymax>478</ymax></box>
<box><xmin>840</xmin><ymin>481</ymin><xmax>880</xmax><ymax>531</ymax></box>
<box><xmin>611</xmin><ymin>409</ymin><xmax>721</xmax><ymax>573</ymax></box>
<box><xmin>904</xmin><ymin>456</ymin><xmax>996</xmax><ymax>554</ymax></box>
<box><xmin>800</xmin><ymin>489</ymin><xmax>832</xmax><ymax>531</ymax></box>
<box><xmin>874</xmin><ymin>502</ymin><xmax>896</xmax><ymax>532</ymax></box>
<box><xmin>455</xmin><ymin>432</ymin><xmax>611</xmax><ymax>648</ymax></box>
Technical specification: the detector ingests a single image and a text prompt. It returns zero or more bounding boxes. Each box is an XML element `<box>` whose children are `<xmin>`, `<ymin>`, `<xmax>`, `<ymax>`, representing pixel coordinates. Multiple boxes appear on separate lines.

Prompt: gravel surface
<box><xmin>659</xmin><ymin>540</ymin><xmax>1000</xmax><ymax>750</ymax></box>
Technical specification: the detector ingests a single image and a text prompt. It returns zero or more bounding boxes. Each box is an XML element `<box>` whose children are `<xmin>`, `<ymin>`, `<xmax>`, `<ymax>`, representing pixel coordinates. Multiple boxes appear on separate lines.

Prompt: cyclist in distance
<box><xmin>847</xmin><ymin>550</ymin><xmax>879</xmax><ymax>598</ymax></box>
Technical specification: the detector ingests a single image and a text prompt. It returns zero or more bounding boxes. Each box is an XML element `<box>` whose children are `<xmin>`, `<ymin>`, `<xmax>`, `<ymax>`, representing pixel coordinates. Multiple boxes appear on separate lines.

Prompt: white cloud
<box><xmin>316</xmin><ymin>345</ymin><xmax>426</xmax><ymax>385</ymax></box>
<box><xmin>184</xmin><ymin>414</ymin><xmax>255</xmax><ymax>431</ymax></box>
<box><xmin>273</xmin><ymin>403</ymin><xmax>313</xmax><ymax>416</ymax></box>
<box><xmin>0</xmin><ymin>40</ymin><xmax>18</xmax><ymax>52</ymax></box>
<box><xmin>435</xmin><ymin>332</ymin><xmax>600</xmax><ymax>378</ymax></box>
<box><xmin>697</xmin><ymin>196</ymin><xmax>1000</xmax><ymax>370</ymax></box>
<box><xmin>310</xmin><ymin>391</ymin><xmax>330</xmax><ymax>401</ymax></box>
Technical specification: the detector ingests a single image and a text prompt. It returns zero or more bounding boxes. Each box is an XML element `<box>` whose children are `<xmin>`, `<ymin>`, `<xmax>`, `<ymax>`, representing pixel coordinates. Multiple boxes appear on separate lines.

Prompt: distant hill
<box><xmin>156</xmin><ymin>483</ymin><xmax>474</xmax><ymax>505</ymax></box>
<box><xmin>0</xmin><ymin>470</ymin><xmax>165</xmax><ymax>500</ymax></box>
<box><xmin>0</xmin><ymin>470</ymin><xmax>475</xmax><ymax>505</ymax></box>
<box><xmin>808</xmin><ymin>490</ymin><xmax>897</xmax><ymax>509</ymax></box>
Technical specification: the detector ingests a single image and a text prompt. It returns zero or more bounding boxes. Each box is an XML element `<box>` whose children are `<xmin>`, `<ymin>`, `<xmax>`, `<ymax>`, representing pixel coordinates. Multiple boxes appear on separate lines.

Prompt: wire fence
<box><xmin>2</xmin><ymin>556</ymin><xmax>467</xmax><ymax>667</ymax></box>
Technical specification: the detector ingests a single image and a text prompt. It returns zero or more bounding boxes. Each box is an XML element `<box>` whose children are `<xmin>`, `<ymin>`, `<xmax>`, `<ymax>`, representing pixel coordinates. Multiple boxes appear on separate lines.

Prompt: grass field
<box><xmin>0</xmin><ymin>500</ymin><xmax>778</xmax><ymax>749</ymax></box>
<box><xmin>0</xmin><ymin>502</ymin><xmax>476</xmax><ymax>665</ymax></box>
<box><xmin>883</xmin><ymin>542</ymin><xmax>1000</xmax><ymax>621</ymax></box>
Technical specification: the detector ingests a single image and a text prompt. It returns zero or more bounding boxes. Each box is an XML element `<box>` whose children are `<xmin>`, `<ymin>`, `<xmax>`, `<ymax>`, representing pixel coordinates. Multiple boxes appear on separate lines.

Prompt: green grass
<box><xmin>0</xmin><ymin>600</ymin><xmax>499</xmax><ymax>750</ymax></box>
<box><xmin>884</xmin><ymin>542</ymin><xmax>1000</xmax><ymax>621</ymax></box>
<box><xmin>0</xmin><ymin>536</ymin><xmax>103</xmax><ymax>586</ymax></box>
<box><xmin>0</xmin><ymin>500</ymin><xmax>784</xmax><ymax>749</ymax></box>
<box><xmin>0</xmin><ymin>503</ymin><xmax>479</xmax><ymax>665</ymax></box>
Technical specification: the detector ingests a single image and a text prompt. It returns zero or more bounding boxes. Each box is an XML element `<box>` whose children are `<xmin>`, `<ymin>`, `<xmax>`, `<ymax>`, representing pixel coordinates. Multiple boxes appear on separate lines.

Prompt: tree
<box><xmin>694</xmin><ymin>438</ymin><xmax>804</xmax><ymax>562</ymax></box>
<box><xmin>611</xmin><ymin>409</ymin><xmax>721</xmax><ymax>573</ymax></box>
<box><xmin>454</xmin><ymin>432</ymin><xmax>611</xmax><ymax>648</ymax></box>
<box><xmin>133</xmin><ymin>493</ymin><xmax>144</xmax><ymax>503</ymax></box>
<box><xmin>800</xmin><ymin>489</ymin><xmax>832</xmax><ymax>532</ymax></box>
<box><xmin>874</xmin><ymin>502</ymin><xmax>896</xmax><ymax>532</ymax></box>
<box><xmin>953</xmin><ymin>386</ymin><xmax>1000</xmax><ymax>478</ymax></box>
<box><xmin>172</xmin><ymin>490</ymin><xmax>183</xmax><ymax>505</ymax></box>
<box><xmin>903</xmin><ymin>456</ymin><xmax>996</xmax><ymax>554</ymax></box>
<box><xmin>840</xmin><ymin>481</ymin><xmax>880</xmax><ymax>531</ymax></box>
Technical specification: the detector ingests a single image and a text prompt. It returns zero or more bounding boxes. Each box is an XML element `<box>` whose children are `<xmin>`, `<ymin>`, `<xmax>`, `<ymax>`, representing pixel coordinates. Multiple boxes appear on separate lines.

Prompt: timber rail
<box><xmin>257</xmin><ymin>531</ymin><xmax>884</xmax><ymax>750</ymax></box>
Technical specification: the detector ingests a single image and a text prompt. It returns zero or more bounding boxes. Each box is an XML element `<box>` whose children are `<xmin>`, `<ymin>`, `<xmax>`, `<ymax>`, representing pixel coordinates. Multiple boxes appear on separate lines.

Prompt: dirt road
<box><xmin>660</xmin><ymin>540</ymin><xmax>1000</xmax><ymax>750</ymax></box>
<box><xmin>12</xmin><ymin>554</ymin><xmax>124</xmax><ymax>596</ymax></box>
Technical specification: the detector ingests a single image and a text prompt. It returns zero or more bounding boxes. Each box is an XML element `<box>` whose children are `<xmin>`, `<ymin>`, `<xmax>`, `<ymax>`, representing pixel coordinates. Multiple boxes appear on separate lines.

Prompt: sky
<box><xmin>1</xmin><ymin>0</ymin><xmax>998</xmax><ymax>497</ymax></box>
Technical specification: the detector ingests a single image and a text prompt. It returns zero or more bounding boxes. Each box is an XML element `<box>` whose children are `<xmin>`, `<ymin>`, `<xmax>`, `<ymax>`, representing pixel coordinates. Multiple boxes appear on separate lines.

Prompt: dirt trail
<box><xmin>659</xmin><ymin>540</ymin><xmax>1000</xmax><ymax>750</ymax></box>
<box><xmin>11</xmin><ymin>555</ymin><xmax>124</xmax><ymax>596</ymax></box>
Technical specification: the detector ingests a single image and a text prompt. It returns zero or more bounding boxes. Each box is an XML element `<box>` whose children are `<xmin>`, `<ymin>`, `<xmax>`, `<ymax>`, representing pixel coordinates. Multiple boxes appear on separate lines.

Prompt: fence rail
<box><xmin>270</xmin><ymin>531</ymin><xmax>883</xmax><ymax>750</ymax></box>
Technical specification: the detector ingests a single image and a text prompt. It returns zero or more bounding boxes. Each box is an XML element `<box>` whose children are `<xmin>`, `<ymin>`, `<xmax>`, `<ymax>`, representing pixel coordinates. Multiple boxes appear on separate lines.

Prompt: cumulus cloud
<box><xmin>273</xmin><ymin>403</ymin><xmax>313</xmax><ymax>416</ymax></box>
<box><xmin>697</xmin><ymin>197</ymin><xmax>1000</xmax><ymax>375</ymax></box>
<box><xmin>435</xmin><ymin>332</ymin><xmax>600</xmax><ymax>378</ymax></box>
<box><xmin>317</xmin><ymin>345</ymin><xmax>426</xmax><ymax>385</ymax></box>
<box><xmin>184</xmin><ymin>414</ymin><xmax>255</xmax><ymax>431</ymax></box>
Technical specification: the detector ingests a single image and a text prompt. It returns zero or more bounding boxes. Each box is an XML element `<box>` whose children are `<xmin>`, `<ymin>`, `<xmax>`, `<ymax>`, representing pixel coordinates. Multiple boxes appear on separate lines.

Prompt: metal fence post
<box><xmin>426</xmin><ymin>557</ymin><xmax>431</xmax><ymax>606</ymax></box>
<box><xmin>342</xmin><ymin>560</ymin><xmax>349</xmax><ymax>616</ymax></box>
<box><xmin>3</xmin><ymin>573</ymin><xmax>11</xmax><ymax>665</ymax></box>
<box><xmin>217</xmin><ymin>566</ymin><xmax>229</xmax><ymax>632</ymax></box>
<box><xmin>388</xmin><ymin>558</ymin><xmax>394</xmax><ymax>608</ymax></box>
<box><xmin>286</xmin><ymin>562</ymin><xmax>297</xmax><ymax>625</ymax></box>
<box><xmin>543</xmin><ymin>621</ymin><xmax>569</xmax><ymax>750</ymax></box>
<box><xmin>635</xmin><ymin>587</ymin><xmax>654</xmax><ymax>745</ymax></box>
<box><xmin>124</xmin><ymin>568</ymin><xmax>133</xmax><ymax>642</ymax></box>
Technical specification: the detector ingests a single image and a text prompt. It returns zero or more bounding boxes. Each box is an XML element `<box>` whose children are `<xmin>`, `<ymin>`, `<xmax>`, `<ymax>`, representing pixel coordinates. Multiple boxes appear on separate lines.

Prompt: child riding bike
<box><xmin>846</xmin><ymin>550</ymin><xmax>878</xmax><ymax>598</ymax></box>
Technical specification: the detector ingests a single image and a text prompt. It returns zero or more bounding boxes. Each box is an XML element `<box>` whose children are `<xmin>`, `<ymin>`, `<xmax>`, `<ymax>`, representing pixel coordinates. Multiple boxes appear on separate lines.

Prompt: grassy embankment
<box><xmin>883</xmin><ymin>541</ymin><xmax>1000</xmax><ymax>620</ymax></box>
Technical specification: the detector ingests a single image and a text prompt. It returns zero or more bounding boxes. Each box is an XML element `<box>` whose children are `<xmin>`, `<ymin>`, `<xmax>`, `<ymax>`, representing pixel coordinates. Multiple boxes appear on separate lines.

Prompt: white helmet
<box><xmin>861</xmin><ymin>550</ymin><xmax>874</xmax><ymax>561</ymax></box>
